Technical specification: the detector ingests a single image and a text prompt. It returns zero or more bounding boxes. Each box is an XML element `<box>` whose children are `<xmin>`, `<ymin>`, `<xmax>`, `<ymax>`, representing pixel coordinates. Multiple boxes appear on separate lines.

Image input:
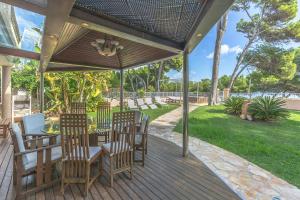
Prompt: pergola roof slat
<box><xmin>0</xmin><ymin>0</ymin><xmax>234</xmax><ymax>71</ymax></box>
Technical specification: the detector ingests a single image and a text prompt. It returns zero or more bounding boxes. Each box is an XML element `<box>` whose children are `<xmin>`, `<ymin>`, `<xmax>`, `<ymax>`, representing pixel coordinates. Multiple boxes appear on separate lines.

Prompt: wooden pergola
<box><xmin>0</xmin><ymin>0</ymin><xmax>234</xmax><ymax>157</ymax></box>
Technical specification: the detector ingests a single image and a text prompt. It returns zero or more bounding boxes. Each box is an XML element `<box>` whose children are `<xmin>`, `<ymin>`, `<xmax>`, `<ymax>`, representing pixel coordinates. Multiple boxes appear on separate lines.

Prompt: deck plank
<box><xmin>0</xmin><ymin>135</ymin><xmax>241</xmax><ymax>200</ymax></box>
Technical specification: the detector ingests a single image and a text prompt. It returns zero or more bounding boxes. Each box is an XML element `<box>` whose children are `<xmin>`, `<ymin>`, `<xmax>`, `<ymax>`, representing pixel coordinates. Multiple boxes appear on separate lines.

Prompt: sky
<box><xmin>12</xmin><ymin>1</ymin><xmax>300</xmax><ymax>81</ymax></box>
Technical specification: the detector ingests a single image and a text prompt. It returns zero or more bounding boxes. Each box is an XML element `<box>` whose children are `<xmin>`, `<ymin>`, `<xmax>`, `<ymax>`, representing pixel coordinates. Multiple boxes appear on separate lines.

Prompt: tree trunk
<box><xmin>79</xmin><ymin>73</ymin><xmax>86</xmax><ymax>102</ymax></box>
<box><xmin>209</xmin><ymin>12</ymin><xmax>228</xmax><ymax>105</ymax></box>
<box><xmin>156</xmin><ymin>61</ymin><xmax>164</xmax><ymax>92</ymax></box>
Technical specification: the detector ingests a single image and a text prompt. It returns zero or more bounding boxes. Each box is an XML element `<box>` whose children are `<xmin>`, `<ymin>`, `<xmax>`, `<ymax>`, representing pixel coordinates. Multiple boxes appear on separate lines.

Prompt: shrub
<box><xmin>137</xmin><ymin>89</ymin><xmax>145</xmax><ymax>98</ymax></box>
<box><xmin>248</xmin><ymin>96</ymin><xmax>289</xmax><ymax>121</ymax></box>
<box><xmin>224</xmin><ymin>96</ymin><xmax>247</xmax><ymax>115</ymax></box>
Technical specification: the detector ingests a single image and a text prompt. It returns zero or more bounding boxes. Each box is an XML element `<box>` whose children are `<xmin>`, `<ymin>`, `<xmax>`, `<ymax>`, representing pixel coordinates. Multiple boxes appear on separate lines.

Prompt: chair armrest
<box><xmin>24</xmin><ymin>134</ymin><xmax>58</xmax><ymax>142</ymax></box>
<box><xmin>23</xmin><ymin>133</ymin><xmax>50</xmax><ymax>137</ymax></box>
<box><xmin>14</xmin><ymin>143</ymin><xmax>60</xmax><ymax>157</ymax></box>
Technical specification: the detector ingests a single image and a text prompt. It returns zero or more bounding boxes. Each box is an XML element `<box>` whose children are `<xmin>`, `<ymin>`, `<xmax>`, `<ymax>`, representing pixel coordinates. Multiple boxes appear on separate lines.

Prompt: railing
<box><xmin>231</xmin><ymin>92</ymin><xmax>300</xmax><ymax>99</ymax></box>
<box><xmin>104</xmin><ymin>91</ymin><xmax>224</xmax><ymax>104</ymax></box>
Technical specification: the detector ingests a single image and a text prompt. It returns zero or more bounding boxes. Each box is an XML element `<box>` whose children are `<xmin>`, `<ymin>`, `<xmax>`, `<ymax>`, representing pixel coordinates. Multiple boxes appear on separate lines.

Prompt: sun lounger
<box><xmin>154</xmin><ymin>96</ymin><xmax>167</xmax><ymax>105</ymax></box>
<box><xmin>145</xmin><ymin>97</ymin><xmax>158</xmax><ymax>109</ymax></box>
<box><xmin>128</xmin><ymin>99</ymin><xmax>139</xmax><ymax>110</ymax></box>
<box><xmin>137</xmin><ymin>98</ymin><xmax>149</xmax><ymax>110</ymax></box>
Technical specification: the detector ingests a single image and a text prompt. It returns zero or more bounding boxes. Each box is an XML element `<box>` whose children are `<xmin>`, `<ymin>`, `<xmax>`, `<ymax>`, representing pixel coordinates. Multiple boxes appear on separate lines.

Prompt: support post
<box><xmin>120</xmin><ymin>69</ymin><xmax>124</xmax><ymax>111</ymax></box>
<box><xmin>40</xmin><ymin>71</ymin><xmax>44</xmax><ymax>113</ymax></box>
<box><xmin>2</xmin><ymin>66</ymin><xmax>12</xmax><ymax>122</ymax></box>
<box><xmin>182</xmin><ymin>50</ymin><xmax>189</xmax><ymax>157</ymax></box>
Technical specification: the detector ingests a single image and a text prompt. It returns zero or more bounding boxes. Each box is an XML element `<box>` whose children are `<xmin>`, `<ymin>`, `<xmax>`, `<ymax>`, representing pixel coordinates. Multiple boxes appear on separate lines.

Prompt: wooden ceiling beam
<box><xmin>48</xmin><ymin>61</ymin><xmax>118</xmax><ymax>70</ymax></box>
<box><xmin>68</xmin><ymin>8</ymin><xmax>183</xmax><ymax>54</ymax></box>
<box><xmin>0</xmin><ymin>46</ymin><xmax>40</xmax><ymax>60</ymax></box>
<box><xmin>40</xmin><ymin>0</ymin><xmax>75</xmax><ymax>72</ymax></box>
<box><xmin>0</xmin><ymin>0</ymin><xmax>46</xmax><ymax>15</ymax></box>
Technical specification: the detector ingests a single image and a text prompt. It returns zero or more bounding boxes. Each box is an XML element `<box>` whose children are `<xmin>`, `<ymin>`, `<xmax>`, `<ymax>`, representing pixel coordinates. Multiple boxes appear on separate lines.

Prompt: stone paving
<box><xmin>149</xmin><ymin>105</ymin><xmax>300</xmax><ymax>200</ymax></box>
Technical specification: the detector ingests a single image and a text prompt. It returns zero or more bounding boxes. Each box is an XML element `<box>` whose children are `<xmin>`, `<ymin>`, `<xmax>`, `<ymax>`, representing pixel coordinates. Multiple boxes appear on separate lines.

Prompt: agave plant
<box><xmin>248</xmin><ymin>96</ymin><xmax>289</xmax><ymax>121</ymax></box>
<box><xmin>224</xmin><ymin>96</ymin><xmax>246</xmax><ymax>115</ymax></box>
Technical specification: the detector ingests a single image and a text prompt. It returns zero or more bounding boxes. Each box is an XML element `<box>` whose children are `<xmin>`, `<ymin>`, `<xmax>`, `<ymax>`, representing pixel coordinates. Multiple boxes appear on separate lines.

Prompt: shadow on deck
<box><xmin>0</xmin><ymin>135</ymin><xmax>241</xmax><ymax>200</ymax></box>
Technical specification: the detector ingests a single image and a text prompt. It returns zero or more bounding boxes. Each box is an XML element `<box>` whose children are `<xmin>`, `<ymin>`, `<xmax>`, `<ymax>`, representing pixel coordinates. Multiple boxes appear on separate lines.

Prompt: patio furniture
<box><xmin>70</xmin><ymin>102</ymin><xmax>86</xmax><ymax>114</ymax></box>
<box><xmin>134</xmin><ymin>115</ymin><xmax>150</xmax><ymax>166</ymax></box>
<box><xmin>94</xmin><ymin>102</ymin><xmax>111</xmax><ymax>143</ymax></box>
<box><xmin>11</xmin><ymin>123</ymin><xmax>62</xmax><ymax>198</ymax></box>
<box><xmin>60</xmin><ymin>114</ymin><xmax>102</xmax><ymax>197</ymax></box>
<box><xmin>145</xmin><ymin>97</ymin><xmax>158</xmax><ymax>109</ymax></box>
<box><xmin>127</xmin><ymin>99</ymin><xmax>138</xmax><ymax>110</ymax></box>
<box><xmin>102</xmin><ymin>111</ymin><xmax>136</xmax><ymax>187</ymax></box>
<box><xmin>166</xmin><ymin>96</ymin><xmax>181</xmax><ymax>103</ymax></box>
<box><xmin>23</xmin><ymin>113</ymin><xmax>59</xmax><ymax>146</ymax></box>
<box><xmin>155</xmin><ymin>96</ymin><xmax>167</xmax><ymax>105</ymax></box>
<box><xmin>0</xmin><ymin>118</ymin><xmax>10</xmax><ymax>138</ymax></box>
<box><xmin>136</xmin><ymin>98</ymin><xmax>148</xmax><ymax>110</ymax></box>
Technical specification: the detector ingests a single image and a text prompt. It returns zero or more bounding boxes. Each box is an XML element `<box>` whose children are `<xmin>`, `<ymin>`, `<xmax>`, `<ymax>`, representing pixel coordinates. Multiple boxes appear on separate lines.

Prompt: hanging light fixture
<box><xmin>91</xmin><ymin>38</ymin><xmax>124</xmax><ymax>57</ymax></box>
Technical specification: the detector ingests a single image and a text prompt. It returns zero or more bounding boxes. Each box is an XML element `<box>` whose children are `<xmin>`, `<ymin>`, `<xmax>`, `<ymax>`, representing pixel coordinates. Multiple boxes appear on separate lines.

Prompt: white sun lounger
<box><xmin>127</xmin><ymin>99</ymin><xmax>138</xmax><ymax>110</ymax></box>
<box><xmin>137</xmin><ymin>98</ymin><xmax>149</xmax><ymax>110</ymax></box>
<box><xmin>145</xmin><ymin>98</ymin><xmax>158</xmax><ymax>109</ymax></box>
<box><xmin>155</xmin><ymin>96</ymin><xmax>167</xmax><ymax>105</ymax></box>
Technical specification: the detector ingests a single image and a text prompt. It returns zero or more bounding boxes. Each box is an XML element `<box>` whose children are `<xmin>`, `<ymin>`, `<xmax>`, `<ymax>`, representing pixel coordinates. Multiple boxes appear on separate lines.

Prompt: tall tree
<box><xmin>247</xmin><ymin>44</ymin><xmax>297</xmax><ymax>93</ymax></box>
<box><xmin>209</xmin><ymin>12</ymin><xmax>228</xmax><ymax>105</ymax></box>
<box><xmin>228</xmin><ymin>0</ymin><xmax>300</xmax><ymax>92</ymax></box>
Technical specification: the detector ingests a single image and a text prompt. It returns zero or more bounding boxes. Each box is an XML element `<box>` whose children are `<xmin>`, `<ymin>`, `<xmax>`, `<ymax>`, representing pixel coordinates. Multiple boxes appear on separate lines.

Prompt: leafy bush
<box><xmin>137</xmin><ymin>89</ymin><xmax>145</xmax><ymax>98</ymax></box>
<box><xmin>224</xmin><ymin>96</ymin><xmax>247</xmax><ymax>115</ymax></box>
<box><xmin>248</xmin><ymin>96</ymin><xmax>289</xmax><ymax>121</ymax></box>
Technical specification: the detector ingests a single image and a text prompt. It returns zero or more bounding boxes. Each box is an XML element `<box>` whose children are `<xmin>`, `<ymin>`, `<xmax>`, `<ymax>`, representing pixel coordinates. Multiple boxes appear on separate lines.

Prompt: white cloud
<box><xmin>206</xmin><ymin>44</ymin><xmax>242</xmax><ymax>59</ymax></box>
<box><xmin>16</xmin><ymin>15</ymin><xmax>38</xmax><ymax>30</ymax></box>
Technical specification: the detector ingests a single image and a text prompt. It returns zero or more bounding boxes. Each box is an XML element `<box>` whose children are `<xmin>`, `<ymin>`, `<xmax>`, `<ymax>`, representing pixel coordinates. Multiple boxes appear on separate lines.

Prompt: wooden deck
<box><xmin>0</xmin><ymin>135</ymin><xmax>241</xmax><ymax>200</ymax></box>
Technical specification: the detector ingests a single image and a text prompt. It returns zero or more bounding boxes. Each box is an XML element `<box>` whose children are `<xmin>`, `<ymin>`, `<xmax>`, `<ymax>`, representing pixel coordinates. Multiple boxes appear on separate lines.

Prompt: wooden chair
<box><xmin>60</xmin><ymin>114</ymin><xmax>102</xmax><ymax>196</ymax></box>
<box><xmin>11</xmin><ymin>123</ymin><xmax>62</xmax><ymax>198</ymax></box>
<box><xmin>0</xmin><ymin>118</ymin><xmax>10</xmax><ymax>138</ymax></box>
<box><xmin>134</xmin><ymin>115</ymin><xmax>150</xmax><ymax>166</ymax></box>
<box><xmin>102</xmin><ymin>111</ymin><xmax>136</xmax><ymax>186</ymax></box>
<box><xmin>70</xmin><ymin>102</ymin><xmax>86</xmax><ymax>114</ymax></box>
<box><xmin>94</xmin><ymin>102</ymin><xmax>111</xmax><ymax>143</ymax></box>
<box><xmin>22</xmin><ymin>113</ymin><xmax>60</xmax><ymax>145</ymax></box>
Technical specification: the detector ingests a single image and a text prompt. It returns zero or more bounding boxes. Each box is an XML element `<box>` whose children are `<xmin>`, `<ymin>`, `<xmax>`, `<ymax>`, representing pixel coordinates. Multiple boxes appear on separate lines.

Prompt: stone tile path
<box><xmin>149</xmin><ymin>105</ymin><xmax>300</xmax><ymax>200</ymax></box>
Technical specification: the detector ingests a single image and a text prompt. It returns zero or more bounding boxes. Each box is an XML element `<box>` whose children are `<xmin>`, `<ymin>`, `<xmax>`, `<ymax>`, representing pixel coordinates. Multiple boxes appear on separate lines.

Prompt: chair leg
<box><xmin>142</xmin><ymin>148</ymin><xmax>145</xmax><ymax>167</ymax></box>
<box><xmin>61</xmin><ymin>164</ymin><xmax>65</xmax><ymax>195</ymax></box>
<box><xmin>85</xmin><ymin>165</ymin><xmax>90</xmax><ymax>197</ymax></box>
<box><xmin>129</xmin><ymin>152</ymin><xmax>133</xmax><ymax>179</ymax></box>
<box><xmin>110</xmin><ymin>158</ymin><xmax>114</xmax><ymax>187</ymax></box>
<box><xmin>16</xmin><ymin>171</ymin><xmax>22</xmax><ymax>198</ymax></box>
<box><xmin>145</xmin><ymin>140</ymin><xmax>148</xmax><ymax>155</ymax></box>
<box><xmin>13</xmin><ymin>164</ymin><xmax>17</xmax><ymax>185</ymax></box>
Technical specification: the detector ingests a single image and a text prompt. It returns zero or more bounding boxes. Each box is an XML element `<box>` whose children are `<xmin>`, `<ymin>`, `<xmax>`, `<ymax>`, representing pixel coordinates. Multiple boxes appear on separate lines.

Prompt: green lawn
<box><xmin>174</xmin><ymin>105</ymin><xmax>300</xmax><ymax>188</ymax></box>
<box><xmin>88</xmin><ymin>104</ymin><xmax>180</xmax><ymax>122</ymax></box>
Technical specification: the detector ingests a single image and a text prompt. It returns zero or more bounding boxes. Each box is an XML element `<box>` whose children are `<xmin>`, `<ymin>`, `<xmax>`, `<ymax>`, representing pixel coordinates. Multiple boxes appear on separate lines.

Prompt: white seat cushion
<box><xmin>23</xmin><ymin>113</ymin><xmax>45</xmax><ymax>135</ymax></box>
<box><xmin>149</xmin><ymin>104</ymin><xmax>158</xmax><ymax>109</ymax></box>
<box><xmin>135</xmin><ymin>134</ymin><xmax>143</xmax><ymax>145</ymax></box>
<box><xmin>140</xmin><ymin>105</ymin><xmax>148</xmax><ymax>110</ymax></box>
<box><xmin>24</xmin><ymin>146</ymin><xmax>62</xmax><ymax>171</ymax></box>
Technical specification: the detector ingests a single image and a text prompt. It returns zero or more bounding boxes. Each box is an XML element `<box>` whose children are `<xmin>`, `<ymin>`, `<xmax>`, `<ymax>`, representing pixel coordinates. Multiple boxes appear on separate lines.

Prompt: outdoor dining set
<box><xmin>10</xmin><ymin>102</ymin><xmax>150</xmax><ymax>198</ymax></box>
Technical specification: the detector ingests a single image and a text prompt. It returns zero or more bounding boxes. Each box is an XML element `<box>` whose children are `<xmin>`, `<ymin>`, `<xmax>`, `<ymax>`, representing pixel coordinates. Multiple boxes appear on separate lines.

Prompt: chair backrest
<box><xmin>140</xmin><ymin>115</ymin><xmax>150</xmax><ymax>134</ymax></box>
<box><xmin>111</xmin><ymin>111</ymin><xmax>136</xmax><ymax>154</ymax></box>
<box><xmin>136</xmin><ymin>98</ymin><xmax>145</xmax><ymax>106</ymax></box>
<box><xmin>135</xmin><ymin>111</ymin><xmax>142</xmax><ymax>124</ymax></box>
<box><xmin>11</xmin><ymin>123</ymin><xmax>28</xmax><ymax>169</ymax></box>
<box><xmin>23</xmin><ymin>113</ymin><xmax>45</xmax><ymax>135</ymax></box>
<box><xmin>127</xmin><ymin>99</ymin><xmax>135</xmax><ymax>107</ymax></box>
<box><xmin>96</xmin><ymin>102</ymin><xmax>111</xmax><ymax>129</ymax></box>
<box><xmin>145</xmin><ymin>98</ymin><xmax>153</xmax><ymax>104</ymax></box>
<box><xmin>155</xmin><ymin>96</ymin><xmax>162</xmax><ymax>102</ymax></box>
<box><xmin>60</xmin><ymin>114</ymin><xmax>89</xmax><ymax>163</ymax></box>
<box><xmin>71</xmin><ymin>102</ymin><xmax>86</xmax><ymax>114</ymax></box>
